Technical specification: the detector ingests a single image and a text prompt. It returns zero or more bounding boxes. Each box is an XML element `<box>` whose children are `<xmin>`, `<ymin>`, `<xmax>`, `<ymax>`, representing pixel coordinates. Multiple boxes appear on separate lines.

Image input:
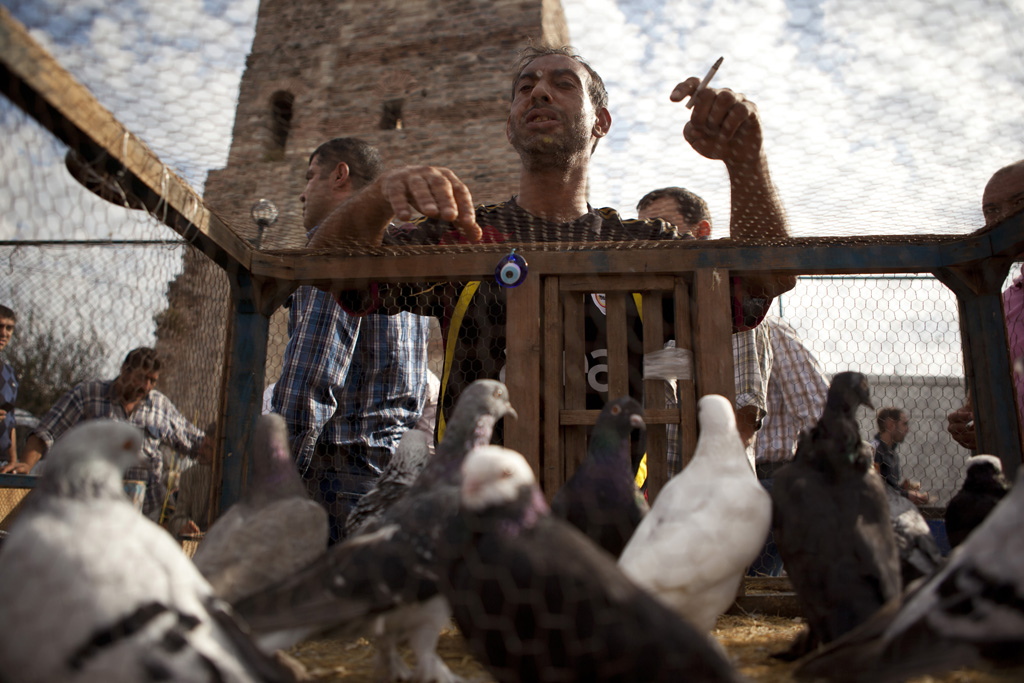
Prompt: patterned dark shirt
<box><xmin>342</xmin><ymin>199</ymin><xmax>770</xmax><ymax>440</ymax></box>
<box><xmin>871</xmin><ymin>433</ymin><xmax>906</xmax><ymax>497</ymax></box>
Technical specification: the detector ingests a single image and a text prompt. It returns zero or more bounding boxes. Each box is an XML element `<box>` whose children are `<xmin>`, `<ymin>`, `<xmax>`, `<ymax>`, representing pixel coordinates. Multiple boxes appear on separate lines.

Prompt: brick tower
<box><xmin>155</xmin><ymin>0</ymin><xmax>570</xmax><ymax>420</ymax></box>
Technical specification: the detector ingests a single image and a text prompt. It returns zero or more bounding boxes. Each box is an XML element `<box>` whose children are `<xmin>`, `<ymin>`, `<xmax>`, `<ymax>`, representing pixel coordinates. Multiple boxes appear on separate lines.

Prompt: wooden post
<box><xmin>505</xmin><ymin>274</ymin><xmax>542</xmax><ymax>476</ymax></box>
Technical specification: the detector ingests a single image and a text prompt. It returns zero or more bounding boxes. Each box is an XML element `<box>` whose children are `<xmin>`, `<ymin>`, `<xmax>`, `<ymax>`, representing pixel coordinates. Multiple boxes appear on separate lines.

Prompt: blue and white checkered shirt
<box><xmin>33</xmin><ymin>380</ymin><xmax>204</xmax><ymax>517</ymax></box>
<box><xmin>271</xmin><ymin>285</ymin><xmax>431</xmax><ymax>475</ymax></box>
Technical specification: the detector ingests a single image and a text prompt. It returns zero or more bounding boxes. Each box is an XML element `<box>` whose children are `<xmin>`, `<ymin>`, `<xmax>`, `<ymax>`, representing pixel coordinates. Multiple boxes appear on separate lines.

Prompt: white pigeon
<box><xmin>618</xmin><ymin>394</ymin><xmax>772</xmax><ymax>632</ymax></box>
<box><xmin>193</xmin><ymin>413</ymin><xmax>328</xmax><ymax>604</ymax></box>
<box><xmin>0</xmin><ymin>419</ymin><xmax>293</xmax><ymax>683</ymax></box>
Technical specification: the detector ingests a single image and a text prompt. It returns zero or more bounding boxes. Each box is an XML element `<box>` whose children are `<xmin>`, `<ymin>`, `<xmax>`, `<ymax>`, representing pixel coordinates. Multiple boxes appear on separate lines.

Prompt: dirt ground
<box><xmin>286</xmin><ymin>611</ymin><xmax>1024</xmax><ymax>682</ymax></box>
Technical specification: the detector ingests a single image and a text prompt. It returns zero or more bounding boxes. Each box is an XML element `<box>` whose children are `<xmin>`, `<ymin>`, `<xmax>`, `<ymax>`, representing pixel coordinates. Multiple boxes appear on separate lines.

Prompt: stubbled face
<box><xmin>507</xmin><ymin>54</ymin><xmax>602</xmax><ymax>166</ymax></box>
<box><xmin>0</xmin><ymin>317</ymin><xmax>13</xmax><ymax>353</ymax></box>
<box><xmin>300</xmin><ymin>155</ymin><xmax>336</xmax><ymax>231</ymax></box>
<box><xmin>119</xmin><ymin>366</ymin><xmax>159</xmax><ymax>403</ymax></box>
<box><xmin>983</xmin><ymin>164</ymin><xmax>1024</xmax><ymax>226</ymax></box>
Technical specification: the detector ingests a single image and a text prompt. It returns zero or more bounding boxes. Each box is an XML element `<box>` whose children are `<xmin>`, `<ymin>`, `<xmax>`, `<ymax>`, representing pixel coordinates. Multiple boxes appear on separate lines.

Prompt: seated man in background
<box><xmin>873</xmin><ymin>406</ymin><xmax>929</xmax><ymax>506</ymax></box>
<box><xmin>1</xmin><ymin>347</ymin><xmax>204</xmax><ymax>520</ymax></box>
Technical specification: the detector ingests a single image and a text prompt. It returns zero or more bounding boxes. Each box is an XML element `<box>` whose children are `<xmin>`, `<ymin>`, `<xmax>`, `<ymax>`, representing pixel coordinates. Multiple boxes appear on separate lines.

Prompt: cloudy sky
<box><xmin>1</xmin><ymin>0</ymin><xmax>1021</xmax><ymax>377</ymax></box>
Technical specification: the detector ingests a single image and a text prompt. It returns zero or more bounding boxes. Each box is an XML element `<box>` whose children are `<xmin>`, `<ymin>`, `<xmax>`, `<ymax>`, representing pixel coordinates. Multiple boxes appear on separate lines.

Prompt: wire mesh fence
<box><xmin>1</xmin><ymin>0</ymin><xmax>1023</xmax><ymax>679</ymax></box>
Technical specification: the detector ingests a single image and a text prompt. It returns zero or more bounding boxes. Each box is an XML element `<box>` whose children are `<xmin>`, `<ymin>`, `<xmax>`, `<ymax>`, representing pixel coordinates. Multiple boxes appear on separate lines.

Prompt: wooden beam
<box><xmin>0</xmin><ymin>8</ymin><xmax>251</xmax><ymax>269</ymax></box>
<box><xmin>692</xmin><ymin>269</ymin><xmax>735</xmax><ymax>400</ymax></box>
<box><xmin>542</xmin><ymin>276</ymin><xmax>564</xmax><ymax>497</ymax></box>
<box><xmin>642</xmin><ymin>291</ymin><xmax>669</xmax><ymax>500</ymax></box>
<box><xmin>563</xmin><ymin>292</ymin><xmax>588</xmax><ymax>487</ymax></box>
<box><xmin>674</xmin><ymin>278</ymin><xmax>698</xmax><ymax>472</ymax></box>
<box><xmin>270</xmin><ymin>227</ymin><xmax>1022</xmax><ymax>286</ymax></box>
<box><xmin>505</xmin><ymin>275</ymin><xmax>542</xmax><ymax>476</ymax></box>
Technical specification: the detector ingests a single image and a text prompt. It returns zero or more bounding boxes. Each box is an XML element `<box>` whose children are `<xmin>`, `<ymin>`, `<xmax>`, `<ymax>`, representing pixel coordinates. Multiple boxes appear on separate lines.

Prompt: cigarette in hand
<box><xmin>686</xmin><ymin>56</ymin><xmax>724</xmax><ymax>109</ymax></box>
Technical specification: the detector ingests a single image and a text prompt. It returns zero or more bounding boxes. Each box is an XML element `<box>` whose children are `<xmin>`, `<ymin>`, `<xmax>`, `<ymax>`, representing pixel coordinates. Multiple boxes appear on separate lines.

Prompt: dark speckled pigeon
<box><xmin>344</xmin><ymin>428</ymin><xmax>432</xmax><ymax>538</ymax></box>
<box><xmin>771</xmin><ymin>371</ymin><xmax>902</xmax><ymax>659</ymax></box>
<box><xmin>437</xmin><ymin>444</ymin><xmax>745</xmax><ymax>683</ymax></box>
<box><xmin>550</xmin><ymin>397</ymin><xmax>647</xmax><ymax>558</ymax></box>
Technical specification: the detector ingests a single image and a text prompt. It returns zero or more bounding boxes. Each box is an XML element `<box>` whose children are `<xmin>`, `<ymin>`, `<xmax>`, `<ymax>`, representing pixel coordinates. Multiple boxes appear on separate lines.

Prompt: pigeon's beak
<box><xmin>630</xmin><ymin>415</ymin><xmax>645</xmax><ymax>429</ymax></box>
<box><xmin>505</xmin><ymin>406</ymin><xmax>519</xmax><ymax>421</ymax></box>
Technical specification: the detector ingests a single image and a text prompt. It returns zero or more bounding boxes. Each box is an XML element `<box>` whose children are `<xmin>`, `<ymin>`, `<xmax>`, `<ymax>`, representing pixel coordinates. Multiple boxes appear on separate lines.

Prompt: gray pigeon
<box><xmin>882</xmin><ymin>482</ymin><xmax>943</xmax><ymax>584</ymax></box>
<box><xmin>618</xmin><ymin>394</ymin><xmax>772</xmax><ymax>631</ymax></box>
<box><xmin>771</xmin><ymin>371</ymin><xmax>902</xmax><ymax>659</ymax></box>
<box><xmin>0</xmin><ymin>419</ymin><xmax>293</xmax><ymax>683</ymax></box>
<box><xmin>437</xmin><ymin>444</ymin><xmax>745</xmax><ymax>683</ymax></box>
<box><xmin>945</xmin><ymin>454</ymin><xmax>1010</xmax><ymax>549</ymax></box>
<box><xmin>193</xmin><ymin>413</ymin><xmax>328</xmax><ymax>605</ymax></box>
<box><xmin>796</xmin><ymin>468</ymin><xmax>1024</xmax><ymax>682</ymax></box>
<box><xmin>550</xmin><ymin>396</ymin><xmax>648</xmax><ymax>557</ymax></box>
<box><xmin>234</xmin><ymin>379</ymin><xmax>517</xmax><ymax>683</ymax></box>
<box><xmin>344</xmin><ymin>428</ymin><xmax>432</xmax><ymax>537</ymax></box>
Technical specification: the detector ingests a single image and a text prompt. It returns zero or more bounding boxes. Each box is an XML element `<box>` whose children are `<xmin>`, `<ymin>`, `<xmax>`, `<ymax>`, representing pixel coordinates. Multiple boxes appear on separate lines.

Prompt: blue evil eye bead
<box><xmin>495</xmin><ymin>250</ymin><xmax>528</xmax><ymax>288</ymax></box>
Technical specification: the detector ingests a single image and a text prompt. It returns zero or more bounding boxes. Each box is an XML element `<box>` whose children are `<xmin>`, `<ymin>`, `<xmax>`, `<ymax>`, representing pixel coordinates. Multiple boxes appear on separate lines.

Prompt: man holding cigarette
<box><xmin>311</xmin><ymin>46</ymin><xmax>795</xmax><ymax>437</ymax></box>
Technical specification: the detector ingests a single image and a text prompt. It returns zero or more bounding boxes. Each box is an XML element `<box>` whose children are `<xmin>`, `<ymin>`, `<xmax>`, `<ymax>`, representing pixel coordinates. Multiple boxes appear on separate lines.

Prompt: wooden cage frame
<box><xmin>3</xmin><ymin>8</ymin><xmax>1023</xmax><ymax>517</ymax></box>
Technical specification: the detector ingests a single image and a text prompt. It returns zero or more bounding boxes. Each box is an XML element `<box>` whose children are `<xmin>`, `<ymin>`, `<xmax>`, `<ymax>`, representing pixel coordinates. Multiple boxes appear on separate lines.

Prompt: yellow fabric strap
<box><xmin>631</xmin><ymin>292</ymin><xmax>648</xmax><ymax>489</ymax></box>
<box><xmin>437</xmin><ymin>281</ymin><xmax>481</xmax><ymax>442</ymax></box>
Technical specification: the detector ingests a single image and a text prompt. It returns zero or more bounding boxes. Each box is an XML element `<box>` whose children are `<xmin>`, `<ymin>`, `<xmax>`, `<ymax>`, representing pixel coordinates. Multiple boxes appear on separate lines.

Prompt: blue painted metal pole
<box><xmin>218</xmin><ymin>264</ymin><xmax>270</xmax><ymax>513</ymax></box>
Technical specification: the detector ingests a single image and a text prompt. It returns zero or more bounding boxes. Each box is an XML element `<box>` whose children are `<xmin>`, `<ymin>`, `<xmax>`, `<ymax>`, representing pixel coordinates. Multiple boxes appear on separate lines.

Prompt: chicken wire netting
<box><xmin>1</xmin><ymin>0</ymin><xmax>1023</xmax><ymax>678</ymax></box>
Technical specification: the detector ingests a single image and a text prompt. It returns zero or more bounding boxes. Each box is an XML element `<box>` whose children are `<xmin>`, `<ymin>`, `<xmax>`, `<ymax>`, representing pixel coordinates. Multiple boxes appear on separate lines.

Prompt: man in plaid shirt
<box><xmin>750</xmin><ymin>315</ymin><xmax>829</xmax><ymax>575</ymax></box>
<box><xmin>1</xmin><ymin>347</ymin><xmax>203</xmax><ymax>520</ymax></box>
<box><xmin>271</xmin><ymin>137</ymin><xmax>431</xmax><ymax>545</ymax></box>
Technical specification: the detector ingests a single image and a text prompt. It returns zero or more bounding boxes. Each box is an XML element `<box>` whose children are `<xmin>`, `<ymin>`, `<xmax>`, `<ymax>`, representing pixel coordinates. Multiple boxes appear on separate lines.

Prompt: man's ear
<box><xmin>332</xmin><ymin>161</ymin><xmax>351</xmax><ymax>190</ymax></box>
<box><xmin>593</xmin><ymin>107</ymin><xmax>611</xmax><ymax>139</ymax></box>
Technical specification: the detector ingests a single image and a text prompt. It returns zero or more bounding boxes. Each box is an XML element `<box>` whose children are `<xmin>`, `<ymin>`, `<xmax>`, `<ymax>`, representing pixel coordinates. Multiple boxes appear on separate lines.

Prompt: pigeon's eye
<box><xmin>122</xmin><ymin>439</ymin><xmax>134</xmax><ymax>451</ymax></box>
<box><xmin>502</xmin><ymin>468</ymin><xmax>513</xmax><ymax>479</ymax></box>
